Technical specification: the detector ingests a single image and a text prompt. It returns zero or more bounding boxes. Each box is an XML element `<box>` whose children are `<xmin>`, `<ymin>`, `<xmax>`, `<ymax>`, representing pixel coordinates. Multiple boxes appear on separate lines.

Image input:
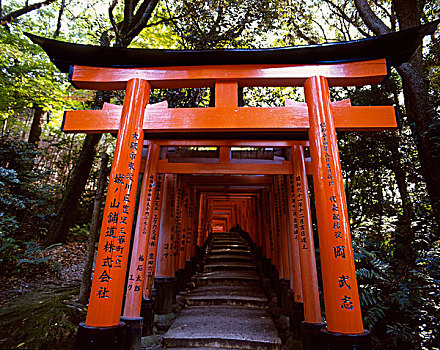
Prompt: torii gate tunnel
<box><xmin>28</xmin><ymin>21</ymin><xmax>437</xmax><ymax>350</ymax></box>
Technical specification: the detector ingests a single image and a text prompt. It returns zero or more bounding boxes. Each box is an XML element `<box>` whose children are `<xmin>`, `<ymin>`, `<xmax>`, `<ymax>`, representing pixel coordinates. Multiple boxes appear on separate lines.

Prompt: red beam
<box><xmin>70</xmin><ymin>60</ymin><xmax>387</xmax><ymax>90</ymax></box>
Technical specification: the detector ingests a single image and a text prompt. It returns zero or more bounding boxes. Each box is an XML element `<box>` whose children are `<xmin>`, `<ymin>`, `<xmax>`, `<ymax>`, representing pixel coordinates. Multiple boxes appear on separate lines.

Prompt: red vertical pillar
<box><xmin>305</xmin><ymin>76</ymin><xmax>370</xmax><ymax>346</ymax></box>
<box><xmin>154</xmin><ymin>174</ymin><xmax>177</xmax><ymax>316</ymax></box>
<box><xmin>291</xmin><ymin>145</ymin><xmax>322</xmax><ymax>324</ymax></box>
<box><xmin>86</xmin><ymin>78</ymin><xmax>150</xmax><ymax>327</ymax></box>
<box><xmin>143</xmin><ymin>173</ymin><xmax>164</xmax><ymax>299</ymax></box>
<box><xmin>123</xmin><ymin>142</ymin><xmax>160</xmax><ymax>318</ymax></box>
<box><xmin>139</xmin><ymin>173</ymin><xmax>164</xmax><ymax>337</ymax></box>
<box><xmin>76</xmin><ymin>78</ymin><xmax>150</xmax><ymax>348</ymax></box>
<box><xmin>286</xmin><ymin>175</ymin><xmax>304</xmax><ymax>304</ymax></box>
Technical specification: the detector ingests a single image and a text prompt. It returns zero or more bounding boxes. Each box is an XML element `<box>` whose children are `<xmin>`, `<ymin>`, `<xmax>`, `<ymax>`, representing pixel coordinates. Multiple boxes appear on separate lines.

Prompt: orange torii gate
<box><xmin>27</xmin><ymin>21</ymin><xmax>438</xmax><ymax>350</ymax></box>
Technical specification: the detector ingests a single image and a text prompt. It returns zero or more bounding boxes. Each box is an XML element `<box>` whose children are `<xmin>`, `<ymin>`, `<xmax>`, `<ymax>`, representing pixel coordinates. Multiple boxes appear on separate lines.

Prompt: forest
<box><xmin>0</xmin><ymin>0</ymin><xmax>439</xmax><ymax>349</ymax></box>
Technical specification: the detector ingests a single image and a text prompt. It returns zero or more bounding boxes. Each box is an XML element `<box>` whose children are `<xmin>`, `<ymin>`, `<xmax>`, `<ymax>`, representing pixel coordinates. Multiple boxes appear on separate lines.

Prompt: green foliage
<box><xmin>0</xmin><ymin>136</ymin><xmax>61</xmax><ymax>274</ymax></box>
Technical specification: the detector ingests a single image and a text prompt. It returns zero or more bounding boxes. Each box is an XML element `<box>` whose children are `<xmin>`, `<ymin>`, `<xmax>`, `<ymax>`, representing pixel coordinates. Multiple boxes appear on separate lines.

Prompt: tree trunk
<box><xmin>46</xmin><ymin>89</ymin><xmax>112</xmax><ymax>245</ymax></box>
<box><xmin>354</xmin><ymin>0</ymin><xmax>440</xmax><ymax>231</ymax></box>
<box><xmin>46</xmin><ymin>133</ymin><xmax>102</xmax><ymax>244</ymax></box>
<box><xmin>78</xmin><ymin>153</ymin><xmax>109</xmax><ymax>305</ymax></box>
<box><xmin>28</xmin><ymin>105</ymin><xmax>46</xmax><ymax>146</ymax></box>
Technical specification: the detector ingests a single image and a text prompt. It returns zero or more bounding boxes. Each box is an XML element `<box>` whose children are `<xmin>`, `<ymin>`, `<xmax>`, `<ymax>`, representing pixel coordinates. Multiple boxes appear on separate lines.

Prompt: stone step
<box><xmin>209</xmin><ymin>248</ymin><xmax>251</xmax><ymax>256</ymax></box>
<box><xmin>211</xmin><ymin>240</ymin><xmax>244</xmax><ymax>245</ymax></box>
<box><xmin>162</xmin><ymin>306</ymin><xmax>281</xmax><ymax>350</ymax></box>
<box><xmin>185</xmin><ymin>285</ymin><xmax>268</xmax><ymax>308</ymax></box>
<box><xmin>197</xmin><ymin>271</ymin><xmax>260</xmax><ymax>287</ymax></box>
<box><xmin>205</xmin><ymin>254</ymin><xmax>253</xmax><ymax>264</ymax></box>
<box><xmin>210</xmin><ymin>243</ymin><xmax>247</xmax><ymax>248</ymax></box>
<box><xmin>204</xmin><ymin>262</ymin><xmax>257</xmax><ymax>272</ymax></box>
<box><xmin>166</xmin><ymin>348</ymin><xmax>243</xmax><ymax>350</ymax></box>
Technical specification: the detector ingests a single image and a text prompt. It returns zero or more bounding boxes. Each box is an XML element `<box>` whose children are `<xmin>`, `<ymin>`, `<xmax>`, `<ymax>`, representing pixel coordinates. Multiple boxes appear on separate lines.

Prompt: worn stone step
<box><xmin>163</xmin><ymin>306</ymin><xmax>281</xmax><ymax>350</ymax></box>
<box><xmin>205</xmin><ymin>254</ymin><xmax>253</xmax><ymax>264</ymax></box>
<box><xmin>186</xmin><ymin>285</ymin><xmax>268</xmax><ymax>308</ymax></box>
<box><xmin>197</xmin><ymin>271</ymin><xmax>260</xmax><ymax>287</ymax></box>
<box><xmin>212</xmin><ymin>234</ymin><xmax>241</xmax><ymax>238</ymax></box>
<box><xmin>210</xmin><ymin>243</ymin><xmax>247</xmax><ymax>248</ymax></box>
<box><xmin>204</xmin><ymin>262</ymin><xmax>256</xmax><ymax>272</ymax></box>
<box><xmin>211</xmin><ymin>240</ymin><xmax>244</xmax><ymax>245</ymax></box>
<box><xmin>209</xmin><ymin>249</ymin><xmax>251</xmax><ymax>256</ymax></box>
<box><xmin>166</xmin><ymin>348</ymin><xmax>243</xmax><ymax>350</ymax></box>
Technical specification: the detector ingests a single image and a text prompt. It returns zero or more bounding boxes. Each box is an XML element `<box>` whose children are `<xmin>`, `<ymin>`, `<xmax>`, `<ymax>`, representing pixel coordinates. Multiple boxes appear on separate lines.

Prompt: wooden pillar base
<box><xmin>75</xmin><ymin>322</ymin><xmax>125</xmax><ymax>350</ymax></box>
<box><xmin>120</xmin><ymin>317</ymin><xmax>143</xmax><ymax>350</ymax></box>
<box><xmin>301</xmin><ymin>322</ymin><xmax>326</xmax><ymax>350</ymax></box>
<box><xmin>175</xmin><ymin>268</ymin><xmax>186</xmax><ymax>292</ymax></box>
<box><xmin>322</xmin><ymin>329</ymin><xmax>372</xmax><ymax>350</ymax></box>
<box><xmin>190</xmin><ymin>256</ymin><xmax>197</xmax><ymax>276</ymax></box>
<box><xmin>140</xmin><ymin>298</ymin><xmax>155</xmax><ymax>336</ymax></box>
<box><xmin>254</xmin><ymin>246</ymin><xmax>263</xmax><ymax>261</ymax></box>
<box><xmin>270</xmin><ymin>266</ymin><xmax>280</xmax><ymax>292</ymax></box>
<box><xmin>154</xmin><ymin>277</ymin><xmax>176</xmax><ymax>315</ymax></box>
<box><xmin>184</xmin><ymin>260</ymin><xmax>193</xmax><ymax>284</ymax></box>
<box><xmin>262</xmin><ymin>257</ymin><xmax>271</xmax><ymax>276</ymax></box>
<box><xmin>279</xmin><ymin>279</ymin><xmax>290</xmax><ymax>314</ymax></box>
<box><xmin>289</xmin><ymin>302</ymin><xmax>304</xmax><ymax>340</ymax></box>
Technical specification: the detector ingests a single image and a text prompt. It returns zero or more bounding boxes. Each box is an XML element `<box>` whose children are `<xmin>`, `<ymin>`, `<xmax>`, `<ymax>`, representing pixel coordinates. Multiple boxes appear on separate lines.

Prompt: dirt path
<box><xmin>0</xmin><ymin>242</ymin><xmax>87</xmax><ymax>308</ymax></box>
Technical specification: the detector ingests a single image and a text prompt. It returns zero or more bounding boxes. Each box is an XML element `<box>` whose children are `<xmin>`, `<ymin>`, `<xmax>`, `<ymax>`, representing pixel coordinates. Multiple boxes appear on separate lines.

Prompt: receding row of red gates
<box><xmin>68</xmin><ymin>60</ymin><xmax>393</xmax><ymax>349</ymax></box>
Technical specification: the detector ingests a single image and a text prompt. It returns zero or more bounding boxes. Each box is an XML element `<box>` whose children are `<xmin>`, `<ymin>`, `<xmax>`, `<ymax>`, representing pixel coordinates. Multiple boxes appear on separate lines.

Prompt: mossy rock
<box><xmin>0</xmin><ymin>285</ymin><xmax>85</xmax><ymax>350</ymax></box>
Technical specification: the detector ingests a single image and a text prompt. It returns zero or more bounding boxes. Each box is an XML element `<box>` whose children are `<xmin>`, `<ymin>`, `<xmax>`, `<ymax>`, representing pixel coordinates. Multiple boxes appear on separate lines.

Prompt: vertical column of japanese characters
<box><xmin>305</xmin><ymin>76</ymin><xmax>364</xmax><ymax>334</ymax></box>
<box><xmin>86</xmin><ymin>78</ymin><xmax>150</xmax><ymax>327</ymax></box>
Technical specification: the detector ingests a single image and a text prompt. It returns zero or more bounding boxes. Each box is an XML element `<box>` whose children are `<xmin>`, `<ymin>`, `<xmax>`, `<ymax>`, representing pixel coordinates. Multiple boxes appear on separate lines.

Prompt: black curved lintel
<box><xmin>25</xmin><ymin>21</ymin><xmax>438</xmax><ymax>74</ymax></box>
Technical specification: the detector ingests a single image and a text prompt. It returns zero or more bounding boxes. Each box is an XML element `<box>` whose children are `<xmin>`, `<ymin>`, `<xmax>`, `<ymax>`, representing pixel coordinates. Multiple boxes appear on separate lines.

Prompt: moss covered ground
<box><xmin>0</xmin><ymin>285</ymin><xmax>85</xmax><ymax>350</ymax></box>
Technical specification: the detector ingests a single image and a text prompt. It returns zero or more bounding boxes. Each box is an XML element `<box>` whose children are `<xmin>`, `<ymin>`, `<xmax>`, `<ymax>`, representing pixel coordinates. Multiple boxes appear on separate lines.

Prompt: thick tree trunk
<box><xmin>46</xmin><ymin>133</ymin><xmax>102</xmax><ymax>244</ymax></box>
<box><xmin>46</xmin><ymin>90</ymin><xmax>112</xmax><ymax>245</ymax></box>
<box><xmin>28</xmin><ymin>105</ymin><xmax>46</xmax><ymax>146</ymax></box>
<box><xmin>354</xmin><ymin>0</ymin><xmax>440</xmax><ymax>231</ymax></box>
<box><xmin>78</xmin><ymin>153</ymin><xmax>109</xmax><ymax>305</ymax></box>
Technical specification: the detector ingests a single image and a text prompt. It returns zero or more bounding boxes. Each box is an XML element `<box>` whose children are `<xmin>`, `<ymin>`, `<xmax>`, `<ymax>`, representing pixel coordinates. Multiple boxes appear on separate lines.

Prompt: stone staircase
<box><xmin>162</xmin><ymin>232</ymin><xmax>281</xmax><ymax>349</ymax></box>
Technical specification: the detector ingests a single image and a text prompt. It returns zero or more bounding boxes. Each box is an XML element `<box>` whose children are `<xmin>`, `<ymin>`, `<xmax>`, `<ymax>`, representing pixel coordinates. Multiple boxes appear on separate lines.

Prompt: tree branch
<box><xmin>322</xmin><ymin>0</ymin><xmax>371</xmax><ymax>38</ymax></box>
<box><xmin>53</xmin><ymin>0</ymin><xmax>66</xmax><ymax>38</ymax></box>
<box><xmin>353</xmin><ymin>0</ymin><xmax>392</xmax><ymax>35</ymax></box>
<box><xmin>0</xmin><ymin>0</ymin><xmax>56</xmax><ymax>25</ymax></box>
<box><xmin>109</xmin><ymin>0</ymin><xmax>119</xmax><ymax>40</ymax></box>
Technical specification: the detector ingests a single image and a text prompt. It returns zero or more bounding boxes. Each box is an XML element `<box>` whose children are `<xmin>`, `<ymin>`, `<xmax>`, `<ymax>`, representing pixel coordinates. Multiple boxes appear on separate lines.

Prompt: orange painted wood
<box><xmin>149</xmin><ymin>140</ymin><xmax>309</xmax><ymax>147</ymax></box>
<box><xmin>182</xmin><ymin>175</ymin><xmax>273</xmax><ymax>185</ymax></box>
<box><xmin>157</xmin><ymin>159</ymin><xmax>293</xmax><ymax>175</ymax></box>
<box><xmin>219</xmin><ymin>147</ymin><xmax>231</xmax><ymax>163</ymax></box>
<box><xmin>86</xmin><ymin>78</ymin><xmax>150</xmax><ymax>327</ymax></box>
<box><xmin>173</xmin><ymin>176</ymin><xmax>184</xmax><ymax>271</ymax></box>
<box><xmin>155</xmin><ymin>174</ymin><xmax>176</xmax><ymax>278</ymax></box>
<box><xmin>275</xmin><ymin>176</ymin><xmax>290</xmax><ymax>280</ymax></box>
<box><xmin>144</xmin><ymin>174</ymin><xmax>164</xmax><ymax>298</ymax></box>
<box><xmin>197</xmin><ymin>194</ymin><xmax>206</xmax><ymax>247</ymax></box>
<box><xmin>305</xmin><ymin>76</ymin><xmax>364</xmax><ymax>334</ymax></box>
<box><xmin>291</xmin><ymin>145</ymin><xmax>322</xmax><ymax>323</ymax></box>
<box><xmin>262</xmin><ymin>189</ymin><xmax>273</xmax><ymax>260</ymax></box>
<box><xmin>70</xmin><ymin>60</ymin><xmax>387</xmax><ymax>90</ymax></box>
<box><xmin>62</xmin><ymin>105</ymin><xmax>396</xmax><ymax>133</ymax></box>
<box><xmin>285</xmin><ymin>175</ymin><xmax>304</xmax><ymax>303</ymax></box>
<box><xmin>123</xmin><ymin>143</ymin><xmax>160</xmax><ymax>318</ymax></box>
<box><xmin>215</xmin><ymin>81</ymin><xmax>238</xmax><ymax>107</ymax></box>
<box><xmin>269</xmin><ymin>186</ymin><xmax>280</xmax><ymax>271</ymax></box>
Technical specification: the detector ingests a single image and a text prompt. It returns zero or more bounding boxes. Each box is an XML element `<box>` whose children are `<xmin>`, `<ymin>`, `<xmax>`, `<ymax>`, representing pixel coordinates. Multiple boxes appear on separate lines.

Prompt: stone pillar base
<box><xmin>322</xmin><ymin>329</ymin><xmax>372</xmax><ymax>350</ymax></box>
<box><xmin>301</xmin><ymin>322</ymin><xmax>326</xmax><ymax>349</ymax></box>
<box><xmin>75</xmin><ymin>322</ymin><xmax>125</xmax><ymax>350</ymax></box>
